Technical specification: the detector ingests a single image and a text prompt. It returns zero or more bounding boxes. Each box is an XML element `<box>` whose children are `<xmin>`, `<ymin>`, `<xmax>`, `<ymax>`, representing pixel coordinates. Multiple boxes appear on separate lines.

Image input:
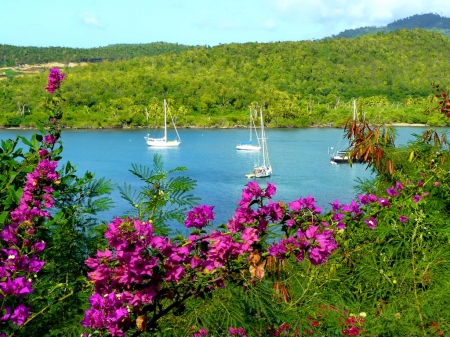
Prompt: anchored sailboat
<box><xmin>329</xmin><ymin>99</ymin><xmax>357</xmax><ymax>164</ymax></box>
<box><xmin>144</xmin><ymin>99</ymin><xmax>181</xmax><ymax>147</ymax></box>
<box><xmin>246</xmin><ymin>108</ymin><xmax>272</xmax><ymax>178</ymax></box>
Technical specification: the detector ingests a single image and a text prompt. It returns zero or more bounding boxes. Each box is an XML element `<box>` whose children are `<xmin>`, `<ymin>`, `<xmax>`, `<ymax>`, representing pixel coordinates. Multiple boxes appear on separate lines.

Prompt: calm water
<box><xmin>0</xmin><ymin>127</ymin><xmax>432</xmax><ymax>228</ymax></box>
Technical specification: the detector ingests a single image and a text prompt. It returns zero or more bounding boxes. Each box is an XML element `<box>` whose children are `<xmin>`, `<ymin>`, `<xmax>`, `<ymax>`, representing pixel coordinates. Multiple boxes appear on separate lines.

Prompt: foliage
<box><xmin>0</xmin><ymin>42</ymin><xmax>197</xmax><ymax>67</ymax></box>
<box><xmin>0</xmin><ymin>69</ymin><xmax>114</xmax><ymax>336</ymax></box>
<box><xmin>1</xmin><ymin>30</ymin><xmax>450</xmax><ymax>128</ymax></box>
<box><xmin>3</xmin><ymin>67</ymin><xmax>450</xmax><ymax>337</ymax></box>
<box><xmin>118</xmin><ymin>155</ymin><xmax>200</xmax><ymax>236</ymax></box>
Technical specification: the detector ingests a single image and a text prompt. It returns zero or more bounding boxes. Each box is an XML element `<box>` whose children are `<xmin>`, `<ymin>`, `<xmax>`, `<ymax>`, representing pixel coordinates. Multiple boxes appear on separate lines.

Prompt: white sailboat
<box><xmin>246</xmin><ymin>108</ymin><xmax>272</xmax><ymax>178</ymax></box>
<box><xmin>329</xmin><ymin>99</ymin><xmax>357</xmax><ymax>164</ymax></box>
<box><xmin>144</xmin><ymin>99</ymin><xmax>181</xmax><ymax>147</ymax></box>
<box><xmin>236</xmin><ymin>108</ymin><xmax>261</xmax><ymax>151</ymax></box>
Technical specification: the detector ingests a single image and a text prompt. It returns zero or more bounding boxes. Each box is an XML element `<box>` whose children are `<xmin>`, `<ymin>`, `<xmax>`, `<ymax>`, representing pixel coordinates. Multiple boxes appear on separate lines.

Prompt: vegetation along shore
<box><xmin>1</xmin><ymin>21</ymin><xmax>450</xmax><ymax>130</ymax></box>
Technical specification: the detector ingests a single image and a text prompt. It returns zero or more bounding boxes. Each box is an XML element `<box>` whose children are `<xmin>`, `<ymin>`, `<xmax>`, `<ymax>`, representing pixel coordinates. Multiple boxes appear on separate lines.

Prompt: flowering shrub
<box><xmin>2</xmin><ymin>71</ymin><xmax>450</xmax><ymax>337</ymax></box>
<box><xmin>81</xmin><ymin>176</ymin><xmax>406</xmax><ymax>336</ymax></box>
<box><xmin>0</xmin><ymin>68</ymin><xmax>64</xmax><ymax>335</ymax></box>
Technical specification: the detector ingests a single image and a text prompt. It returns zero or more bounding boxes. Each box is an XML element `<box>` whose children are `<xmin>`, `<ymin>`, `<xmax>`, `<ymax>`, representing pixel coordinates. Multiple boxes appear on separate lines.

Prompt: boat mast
<box><xmin>260</xmin><ymin>107</ymin><xmax>266</xmax><ymax>167</ymax></box>
<box><xmin>249</xmin><ymin>108</ymin><xmax>252</xmax><ymax>143</ymax></box>
<box><xmin>164</xmin><ymin>99</ymin><xmax>167</xmax><ymax>141</ymax></box>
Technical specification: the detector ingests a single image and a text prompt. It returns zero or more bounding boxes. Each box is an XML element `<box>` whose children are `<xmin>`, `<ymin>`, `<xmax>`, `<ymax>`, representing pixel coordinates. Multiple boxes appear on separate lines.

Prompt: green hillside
<box><xmin>0</xmin><ymin>29</ymin><xmax>449</xmax><ymax>129</ymax></box>
<box><xmin>0</xmin><ymin>42</ymin><xmax>197</xmax><ymax>67</ymax></box>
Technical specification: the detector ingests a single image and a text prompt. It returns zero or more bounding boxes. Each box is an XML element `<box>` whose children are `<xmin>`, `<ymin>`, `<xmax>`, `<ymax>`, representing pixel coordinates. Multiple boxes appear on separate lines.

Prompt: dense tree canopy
<box><xmin>0</xmin><ymin>29</ymin><xmax>449</xmax><ymax>129</ymax></box>
<box><xmin>0</xmin><ymin>42</ymin><xmax>196</xmax><ymax>67</ymax></box>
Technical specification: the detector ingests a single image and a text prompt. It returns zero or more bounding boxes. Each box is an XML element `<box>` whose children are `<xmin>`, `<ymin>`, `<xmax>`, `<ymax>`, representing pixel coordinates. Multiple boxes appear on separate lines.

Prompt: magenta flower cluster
<box><xmin>87</xmin><ymin>177</ymin><xmax>425</xmax><ymax>335</ymax></box>
<box><xmin>185</xmin><ymin>205</ymin><xmax>215</xmax><ymax>229</ymax></box>
<box><xmin>82</xmin><ymin>209</ymin><xmax>262</xmax><ymax>336</ymax></box>
<box><xmin>0</xmin><ymin>153</ymin><xmax>59</xmax><ymax>328</ymax></box>
<box><xmin>267</xmin><ymin>194</ymin><xmax>338</xmax><ymax>265</ymax></box>
<box><xmin>82</xmin><ymin>182</ymin><xmax>339</xmax><ymax>335</ymax></box>
<box><xmin>45</xmin><ymin>67</ymin><xmax>66</xmax><ymax>94</ymax></box>
<box><xmin>229</xmin><ymin>327</ymin><xmax>247</xmax><ymax>336</ymax></box>
<box><xmin>0</xmin><ymin>69</ymin><xmax>64</xmax><ymax>333</ymax></box>
<box><xmin>79</xmin><ymin>171</ymin><xmax>429</xmax><ymax>336</ymax></box>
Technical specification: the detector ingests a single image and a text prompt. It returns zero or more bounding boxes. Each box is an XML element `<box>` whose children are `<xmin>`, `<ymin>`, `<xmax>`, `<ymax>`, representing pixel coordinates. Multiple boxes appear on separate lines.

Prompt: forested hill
<box><xmin>0</xmin><ymin>42</ymin><xmax>197</xmax><ymax>67</ymax></box>
<box><xmin>1</xmin><ymin>13</ymin><xmax>449</xmax><ymax>67</ymax></box>
<box><xmin>1</xmin><ymin>29</ymin><xmax>450</xmax><ymax>129</ymax></box>
<box><xmin>332</xmin><ymin>13</ymin><xmax>450</xmax><ymax>38</ymax></box>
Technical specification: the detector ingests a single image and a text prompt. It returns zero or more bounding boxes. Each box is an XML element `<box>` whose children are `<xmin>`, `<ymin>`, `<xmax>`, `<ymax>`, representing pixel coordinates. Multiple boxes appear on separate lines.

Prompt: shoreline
<box><xmin>0</xmin><ymin>123</ymin><xmax>430</xmax><ymax>131</ymax></box>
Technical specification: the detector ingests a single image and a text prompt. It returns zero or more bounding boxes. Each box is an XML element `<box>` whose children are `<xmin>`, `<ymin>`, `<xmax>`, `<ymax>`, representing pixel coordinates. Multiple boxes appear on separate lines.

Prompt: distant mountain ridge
<box><xmin>330</xmin><ymin>13</ymin><xmax>450</xmax><ymax>39</ymax></box>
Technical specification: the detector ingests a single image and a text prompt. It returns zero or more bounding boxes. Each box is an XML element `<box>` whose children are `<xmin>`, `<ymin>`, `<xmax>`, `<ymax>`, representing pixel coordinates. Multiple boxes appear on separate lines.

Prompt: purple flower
<box><xmin>266</xmin><ymin>201</ymin><xmax>283</xmax><ymax>222</ymax></box>
<box><xmin>185</xmin><ymin>205</ymin><xmax>215</xmax><ymax>229</ymax></box>
<box><xmin>0</xmin><ymin>277</ymin><xmax>33</xmax><ymax>297</ymax></box>
<box><xmin>43</xmin><ymin>135</ymin><xmax>57</xmax><ymax>144</ymax></box>
<box><xmin>38</xmin><ymin>148</ymin><xmax>49</xmax><ymax>157</ymax></box>
<box><xmin>386</xmin><ymin>186</ymin><xmax>399</xmax><ymax>197</ymax></box>
<box><xmin>308</xmin><ymin>247</ymin><xmax>329</xmax><ymax>265</ymax></box>
<box><xmin>330</xmin><ymin>199</ymin><xmax>340</xmax><ymax>211</ymax></box>
<box><xmin>290</xmin><ymin>195</ymin><xmax>321</xmax><ymax>214</ymax></box>
<box><xmin>336</xmin><ymin>222</ymin><xmax>346</xmax><ymax>229</ymax></box>
<box><xmin>229</xmin><ymin>327</ymin><xmax>246</xmax><ymax>336</ymax></box>
<box><xmin>364</xmin><ymin>217</ymin><xmax>377</xmax><ymax>230</ymax></box>
<box><xmin>342</xmin><ymin>200</ymin><xmax>361</xmax><ymax>216</ymax></box>
<box><xmin>28</xmin><ymin>255</ymin><xmax>45</xmax><ymax>273</ymax></box>
<box><xmin>413</xmin><ymin>195</ymin><xmax>422</xmax><ymax>203</ymax></box>
<box><xmin>264</xmin><ymin>182</ymin><xmax>276</xmax><ymax>198</ymax></box>
<box><xmin>268</xmin><ymin>242</ymin><xmax>288</xmax><ymax>260</ymax></box>
<box><xmin>399</xmin><ymin>215</ymin><xmax>409</xmax><ymax>223</ymax></box>
<box><xmin>0</xmin><ymin>307</ymin><xmax>11</xmax><ymax>321</ymax></box>
<box><xmin>358</xmin><ymin>193</ymin><xmax>378</xmax><ymax>205</ymax></box>
<box><xmin>239</xmin><ymin>181</ymin><xmax>262</xmax><ymax>206</ymax></box>
<box><xmin>10</xmin><ymin>304</ymin><xmax>31</xmax><ymax>325</ymax></box>
<box><xmin>45</xmin><ymin>68</ymin><xmax>66</xmax><ymax>94</ymax></box>
<box><xmin>241</xmin><ymin>228</ymin><xmax>258</xmax><ymax>251</ymax></box>
<box><xmin>81</xmin><ymin>308</ymin><xmax>105</xmax><ymax>329</ymax></box>
<box><xmin>378</xmin><ymin>198</ymin><xmax>390</xmax><ymax>207</ymax></box>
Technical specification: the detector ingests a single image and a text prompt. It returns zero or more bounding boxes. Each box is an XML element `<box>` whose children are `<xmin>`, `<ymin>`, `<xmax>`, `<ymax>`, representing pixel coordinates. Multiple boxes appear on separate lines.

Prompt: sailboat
<box><xmin>246</xmin><ymin>108</ymin><xmax>272</xmax><ymax>178</ymax></box>
<box><xmin>328</xmin><ymin>99</ymin><xmax>357</xmax><ymax>164</ymax></box>
<box><xmin>236</xmin><ymin>108</ymin><xmax>261</xmax><ymax>151</ymax></box>
<box><xmin>144</xmin><ymin>99</ymin><xmax>181</xmax><ymax>147</ymax></box>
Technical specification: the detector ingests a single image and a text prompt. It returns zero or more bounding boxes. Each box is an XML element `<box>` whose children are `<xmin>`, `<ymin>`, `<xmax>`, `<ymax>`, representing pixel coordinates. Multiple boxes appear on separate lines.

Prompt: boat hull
<box><xmin>146</xmin><ymin>140</ymin><xmax>181</xmax><ymax>147</ymax></box>
<box><xmin>236</xmin><ymin>144</ymin><xmax>261</xmax><ymax>151</ymax></box>
<box><xmin>330</xmin><ymin>154</ymin><xmax>360</xmax><ymax>165</ymax></box>
<box><xmin>330</xmin><ymin>155</ymin><xmax>349</xmax><ymax>164</ymax></box>
<box><xmin>145</xmin><ymin>136</ymin><xmax>181</xmax><ymax>147</ymax></box>
<box><xmin>252</xmin><ymin>165</ymin><xmax>272</xmax><ymax>178</ymax></box>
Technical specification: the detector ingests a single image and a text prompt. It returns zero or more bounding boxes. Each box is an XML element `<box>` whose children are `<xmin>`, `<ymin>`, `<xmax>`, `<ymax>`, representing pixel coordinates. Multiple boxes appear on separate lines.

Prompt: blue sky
<box><xmin>3</xmin><ymin>0</ymin><xmax>450</xmax><ymax>48</ymax></box>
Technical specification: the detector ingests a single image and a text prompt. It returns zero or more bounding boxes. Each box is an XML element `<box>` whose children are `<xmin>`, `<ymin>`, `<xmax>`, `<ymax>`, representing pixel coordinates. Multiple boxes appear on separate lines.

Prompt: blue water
<box><xmin>0</xmin><ymin>127</ymin><xmax>433</xmax><ymax>228</ymax></box>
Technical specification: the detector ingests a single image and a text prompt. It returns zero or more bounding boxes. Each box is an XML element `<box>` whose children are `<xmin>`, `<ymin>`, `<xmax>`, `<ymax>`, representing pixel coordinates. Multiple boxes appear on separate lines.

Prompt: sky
<box><xmin>2</xmin><ymin>0</ymin><xmax>450</xmax><ymax>48</ymax></box>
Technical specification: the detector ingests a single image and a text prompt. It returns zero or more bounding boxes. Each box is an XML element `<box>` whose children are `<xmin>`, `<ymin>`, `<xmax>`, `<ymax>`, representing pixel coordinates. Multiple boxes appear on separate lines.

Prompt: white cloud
<box><xmin>79</xmin><ymin>12</ymin><xmax>103</xmax><ymax>28</ymax></box>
